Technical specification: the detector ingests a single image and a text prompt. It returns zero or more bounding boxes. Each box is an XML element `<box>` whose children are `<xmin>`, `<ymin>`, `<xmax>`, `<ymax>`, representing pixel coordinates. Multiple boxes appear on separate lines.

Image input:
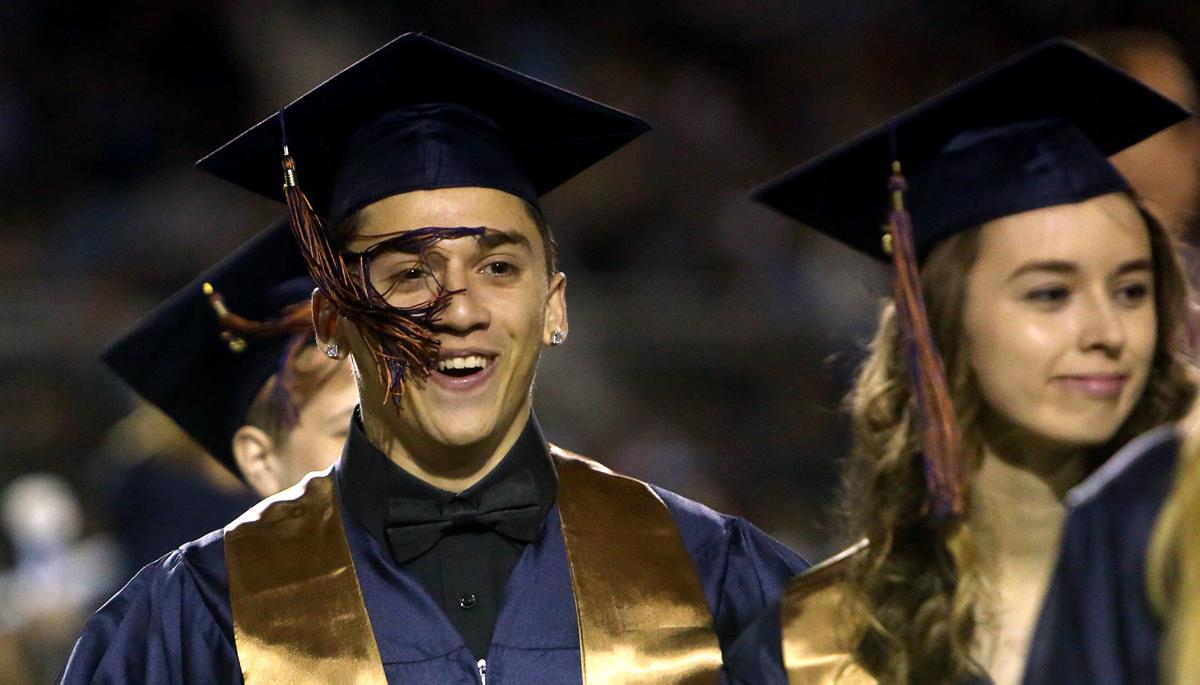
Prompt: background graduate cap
<box><xmin>752</xmin><ymin>39</ymin><xmax>1189</xmax><ymax>521</ymax></box>
<box><xmin>196</xmin><ymin>32</ymin><xmax>652</xmax><ymax>223</ymax></box>
<box><xmin>101</xmin><ymin>220</ymin><xmax>315</xmax><ymax>475</ymax></box>
<box><xmin>752</xmin><ymin>38</ymin><xmax>1189</xmax><ymax>262</ymax></box>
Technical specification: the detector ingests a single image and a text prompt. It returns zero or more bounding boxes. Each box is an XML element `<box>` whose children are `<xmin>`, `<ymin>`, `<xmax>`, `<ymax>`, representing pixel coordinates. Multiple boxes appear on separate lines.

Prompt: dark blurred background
<box><xmin>2</xmin><ymin>1</ymin><xmax>1199</xmax><ymax>681</ymax></box>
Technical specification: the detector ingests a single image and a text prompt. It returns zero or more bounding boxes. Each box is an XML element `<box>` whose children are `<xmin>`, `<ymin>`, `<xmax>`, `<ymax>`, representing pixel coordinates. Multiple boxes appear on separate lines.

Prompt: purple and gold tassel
<box><xmin>885</xmin><ymin>160</ymin><xmax>966</xmax><ymax>521</ymax></box>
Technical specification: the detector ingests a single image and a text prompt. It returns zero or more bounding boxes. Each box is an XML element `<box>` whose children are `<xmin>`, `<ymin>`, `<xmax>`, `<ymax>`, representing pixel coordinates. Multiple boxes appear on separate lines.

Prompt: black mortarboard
<box><xmin>196</xmin><ymin>33</ymin><xmax>651</xmax><ymax>223</ymax></box>
<box><xmin>102</xmin><ymin>220</ymin><xmax>314</xmax><ymax>474</ymax></box>
<box><xmin>753</xmin><ymin>39</ymin><xmax>1189</xmax><ymax>261</ymax></box>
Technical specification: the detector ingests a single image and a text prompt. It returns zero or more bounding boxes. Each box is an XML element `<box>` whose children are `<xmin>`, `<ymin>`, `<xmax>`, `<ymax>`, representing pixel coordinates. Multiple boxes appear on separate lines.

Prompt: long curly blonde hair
<box><xmin>842</xmin><ymin>201</ymin><xmax>1196</xmax><ymax>684</ymax></box>
<box><xmin>1147</xmin><ymin>400</ymin><xmax>1200</xmax><ymax>684</ymax></box>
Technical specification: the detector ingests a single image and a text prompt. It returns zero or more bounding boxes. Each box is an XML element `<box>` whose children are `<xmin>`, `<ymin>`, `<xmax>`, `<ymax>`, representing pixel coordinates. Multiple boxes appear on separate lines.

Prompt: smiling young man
<box><xmin>61</xmin><ymin>35</ymin><xmax>805</xmax><ymax>684</ymax></box>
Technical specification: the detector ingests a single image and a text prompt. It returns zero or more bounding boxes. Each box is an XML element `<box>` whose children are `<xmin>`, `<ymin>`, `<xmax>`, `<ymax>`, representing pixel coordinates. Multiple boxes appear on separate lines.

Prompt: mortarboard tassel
<box><xmin>203</xmin><ymin>282</ymin><xmax>311</xmax><ymax>346</ymax></box>
<box><xmin>885</xmin><ymin>160</ymin><xmax>967</xmax><ymax>521</ymax></box>
<box><xmin>277</xmin><ymin>112</ymin><xmax>477</xmax><ymax>404</ymax></box>
<box><xmin>202</xmin><ymin>284</ymin><xmax>318</xmax><ymax>429</ymax></box>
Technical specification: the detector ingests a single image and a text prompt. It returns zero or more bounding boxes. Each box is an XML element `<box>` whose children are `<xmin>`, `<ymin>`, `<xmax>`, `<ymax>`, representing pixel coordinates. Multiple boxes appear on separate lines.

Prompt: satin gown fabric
<box><xmin>1022</xmin><ymin>425</ymin><xmax>1178</xmax><ymax>685</ymax></box>
<box><xmin>62</xmin><ymin>459</ymin><xmax>806</xmax><ymax>683</ymax></box>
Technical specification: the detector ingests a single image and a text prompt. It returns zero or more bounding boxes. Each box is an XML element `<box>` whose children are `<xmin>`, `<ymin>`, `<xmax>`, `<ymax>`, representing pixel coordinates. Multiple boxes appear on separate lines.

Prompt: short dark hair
<box><xmin>329</xmin><ymin>197</ymin><xmax>558</xmax><ymax>275</ymax></box>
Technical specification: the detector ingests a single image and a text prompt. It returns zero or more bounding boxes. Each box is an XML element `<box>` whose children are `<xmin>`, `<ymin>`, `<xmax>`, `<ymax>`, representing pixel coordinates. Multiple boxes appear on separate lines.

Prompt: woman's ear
<box><xmin>312</xmin><ymin>288</ymin><xmax>346</xmax><ymax>359</ymax></box>
<box><xmin>232</xmin><ymin>425</ymin><xmax>282</xmax><ymax>498</ymax></box>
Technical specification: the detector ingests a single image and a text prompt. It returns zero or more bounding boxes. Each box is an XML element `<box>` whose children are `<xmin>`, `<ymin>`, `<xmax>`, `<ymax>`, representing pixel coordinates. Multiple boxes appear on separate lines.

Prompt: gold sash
<box><xmin>225</xmin><ymin>448</ymin><xmax>720</xmax><ymax>684</ymax></box>
<box><xmin>552</xmin><ymin>446</ymin><xmax>722</xmax><ymax>684</ymax></box>
<box><xmin>780</xmin><ymin>542</ymin><xmax>875</xmax><ymax>685</ymax></box>
<box><xmin>225</xmin><ymin>467</ymin><xmax>387</xmax><ymax>684</ymax></box>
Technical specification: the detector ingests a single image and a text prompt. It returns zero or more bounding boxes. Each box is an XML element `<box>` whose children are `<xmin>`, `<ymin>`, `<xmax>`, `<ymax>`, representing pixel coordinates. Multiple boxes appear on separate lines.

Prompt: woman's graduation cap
<box><xmin>102</xmin><ymin>220</ymin><xmax>316</xmax><ymax>475</ymax></box>
<box><xmin>753</xmin><ymin>39</ymin><xmax>1189</xmax><ymax>519</ymax></box>
<box><xmin>754</xmin><ymin>39</ymin><xmax>1188</xmax><ymax>260</ymax></box>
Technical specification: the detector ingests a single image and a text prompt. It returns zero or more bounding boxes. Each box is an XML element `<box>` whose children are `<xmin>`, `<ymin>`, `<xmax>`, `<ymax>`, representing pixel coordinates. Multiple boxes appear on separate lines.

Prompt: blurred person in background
<box><xmin>725</xmin><ymin>41</ymin><xmax>1197</xmax><ymax>685</ymax></box>
<box><xmin>1023</xmin><ymin>388</ymin><xmax>1200</xmax><ymax>684</ymax></box>
<box><xmin>61</xmin><ymin>34</ymin><xmax>805</xmax><ymax>684</ymax></box>
<box><xmin>102</xmin><ymin>218</ymin><xmax>358</xmax><ymax>498</ymax></box>
<box><xmin>0</xmin><ymin>475</ymin><xmax>119</xmax><ymax>683</ymax></box>
<box><xmin>1077</xmin><ymin>29</ymin><xmax>1200</xmax><ymax>246</ymax></box>
<box><xmin>94</xmin><ymin>219</ymin><xmax>357</xmax><ymax>580</ymax></box>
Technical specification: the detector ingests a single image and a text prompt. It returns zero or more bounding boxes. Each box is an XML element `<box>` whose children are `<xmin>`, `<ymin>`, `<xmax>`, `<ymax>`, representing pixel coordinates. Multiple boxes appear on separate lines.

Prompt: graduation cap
<box><xmin>102</xmin><ymin>220</ymin><xmax>315</xmax><ymax>475</ymax></box>
<box><xmin>196</xmin><ymin>32</ymin><xmax>652</xmax><ymax>223</ymax></box>
<box><xmin>753</xmin><ymin>39</ymin><xmax>1190</xmax><ymax>520</ymax></box>
<box><xmin>194</xmin><ymin>33</ymin><xmax>651</xmax><ymax>405</ymax></box>
<box><xmin>753</xmin><ymin>38</ymin><xmax>1189</xmax><ymax>261</ymax></box>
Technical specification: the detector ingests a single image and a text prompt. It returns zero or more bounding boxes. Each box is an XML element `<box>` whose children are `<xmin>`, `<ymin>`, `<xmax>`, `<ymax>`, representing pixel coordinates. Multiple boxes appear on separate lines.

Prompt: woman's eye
<box><xmin>1114</xmin><ymin>281</ymin><xmax>1151</xmax><ymax>305</ymax></box>
<box><xmin>403</xmin><ymin>265</ymin><xmax>428</xmax><ymax>280</ymax></box>
<box><xmin>1024</xmin><ymin>286</ymin><xmax>1070</xmax><ymax>305</ymax></box>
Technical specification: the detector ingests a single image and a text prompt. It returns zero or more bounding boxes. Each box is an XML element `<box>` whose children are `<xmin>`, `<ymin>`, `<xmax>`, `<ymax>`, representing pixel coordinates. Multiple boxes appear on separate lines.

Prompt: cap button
<box><xmin>459</xmin><ymin>593</ymin><xmax>477</xmax><ymax>610</ymax></box>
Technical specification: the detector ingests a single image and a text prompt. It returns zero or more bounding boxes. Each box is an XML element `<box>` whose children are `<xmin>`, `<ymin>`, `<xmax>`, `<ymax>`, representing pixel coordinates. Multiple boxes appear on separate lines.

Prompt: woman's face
<box><xmin>961</xmin><ymin>192</ymin><xmax>1157</xmax><ymax>449</ymax></box>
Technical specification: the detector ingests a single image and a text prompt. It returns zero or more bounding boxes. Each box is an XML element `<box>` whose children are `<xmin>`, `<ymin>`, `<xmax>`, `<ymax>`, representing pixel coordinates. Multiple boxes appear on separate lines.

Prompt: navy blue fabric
<box><xmin>1022</xmin><ymin>424</ymin><xmax>1178</xmax><ymax>685</ymax></box>
<box><xmin>61</xmin><ymin>459</ymin><xmax>806</xmax><ymax>683</ymax></box>
<box><xmin>329</xmin><ymin>104</ymin><xmax>539</xmax><ymax>223</ymax></box>
<box><xmin>905</xmin><ymin>118</ymin><xmax>1129</xmax><ymax>256</ymax></box>
<box><xmin>721</xmin><ymin>602</ymin><xmax>786</xmax><ymax>684</ymax></box>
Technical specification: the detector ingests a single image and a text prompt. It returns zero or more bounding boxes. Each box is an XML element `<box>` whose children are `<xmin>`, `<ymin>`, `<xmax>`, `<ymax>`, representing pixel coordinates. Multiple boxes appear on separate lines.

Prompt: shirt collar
<box><xmin>337</xmin><ymin>409</ymin><xmax>558</xmax><ymax>550</ymax></box>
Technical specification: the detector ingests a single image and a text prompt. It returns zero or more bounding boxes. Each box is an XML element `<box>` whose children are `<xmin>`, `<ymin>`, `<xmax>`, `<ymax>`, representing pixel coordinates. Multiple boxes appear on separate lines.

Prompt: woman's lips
<box><xmin>1054</xmin><ymin>374</ymin><xmax>1127</xmax><ymax>400</ymax></box>
<box><xmin>429</xmin><ymin>355</ymin><xmax>497</xmax><ymax>392</ymax></box>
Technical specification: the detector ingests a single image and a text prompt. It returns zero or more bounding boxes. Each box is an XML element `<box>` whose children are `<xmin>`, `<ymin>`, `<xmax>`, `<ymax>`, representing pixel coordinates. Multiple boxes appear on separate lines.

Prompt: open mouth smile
<box><xmin>431</xmin><ymin>351</ymin><xmax>497</xmax><ymax>391</ymax></box>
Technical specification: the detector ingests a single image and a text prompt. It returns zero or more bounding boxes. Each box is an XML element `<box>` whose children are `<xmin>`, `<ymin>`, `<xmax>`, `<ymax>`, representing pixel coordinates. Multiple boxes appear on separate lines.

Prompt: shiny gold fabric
<box><xmin>780</xmin><ymin>542</ymin><xmax>876</xmax><ymax>685</ymax></box>
<box><xmin>225</xmin><ymin>469</ymin><xmax>387</xmax><ymax>685</ymax></box>
<box><xmin>552</xmin><ymin>446</ymin><xmax>722</xmax><ymax>684</ymax></box>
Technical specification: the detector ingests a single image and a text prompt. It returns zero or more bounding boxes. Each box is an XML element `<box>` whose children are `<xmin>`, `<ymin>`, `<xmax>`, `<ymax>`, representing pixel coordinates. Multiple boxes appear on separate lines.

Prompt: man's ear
<box><xmin>311</xmin><ymin>288</ymin><xmax>346</xmax><ymax>358</ymax></box>
<box><xmin>543</xmin><ymin>271</ymin><xmax>568</xmax><ymax>345</ymax></box>
<box><xmin>232</xmin><ymin>425</ymin><xmax>281</xmax><ymax>498</ymax></box>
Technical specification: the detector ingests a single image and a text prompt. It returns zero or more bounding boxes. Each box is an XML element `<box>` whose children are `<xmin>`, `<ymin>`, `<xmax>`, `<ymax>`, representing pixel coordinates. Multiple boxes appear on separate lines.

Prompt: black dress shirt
<box><xmin>338</xmin><ymin>412</ymin><xmax>557</xmax><ymax>660</ymax></box>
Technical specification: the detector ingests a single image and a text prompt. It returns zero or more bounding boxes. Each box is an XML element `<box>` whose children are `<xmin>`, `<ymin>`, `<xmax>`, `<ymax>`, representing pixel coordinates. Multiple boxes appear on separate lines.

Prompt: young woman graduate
<box><xmin>1023</xmin><ymin>389</ymin><xmax>1200</xmax><ymax>684</ymax></box>
<box><xmin>723</xmin><ymin>40</ymin><xmax>1197</xmax><ymax>685</ymax></box>
<box><xmin>61</xmin><ymin>34</ymin><xmax>806</xmax><ymax>685</ymax></box>
<box><xmin>100</xmin><ymin>219</ymin><xmax>358</xmax><ymax>499</ymax></box>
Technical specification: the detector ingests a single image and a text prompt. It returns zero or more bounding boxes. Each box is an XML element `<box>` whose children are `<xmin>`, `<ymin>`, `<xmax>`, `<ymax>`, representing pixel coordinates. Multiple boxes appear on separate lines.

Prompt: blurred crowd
<box><xmin>2</xmin><ymin>1</ymin><xmax>1199</xmax><ymax>681</ymax></box>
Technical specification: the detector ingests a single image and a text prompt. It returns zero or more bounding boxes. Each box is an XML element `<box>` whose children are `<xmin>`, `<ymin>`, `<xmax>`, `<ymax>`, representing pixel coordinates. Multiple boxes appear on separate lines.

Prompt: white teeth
<box><xmin>437</xmin><ymin>355</ymin><xmax>489</xmax><ymax>372</ymax></box>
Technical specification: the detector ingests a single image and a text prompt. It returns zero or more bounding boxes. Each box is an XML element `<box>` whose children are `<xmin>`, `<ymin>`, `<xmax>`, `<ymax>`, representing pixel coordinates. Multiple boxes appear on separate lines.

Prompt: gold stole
<box><xmin>225</xmin><ymin>467</ymin><xmax>387</xmax><ymax>684</ymax></box>
<box><xmin>552</xmin><ymin>446</ymin><xmax>722</xmax><ymax>684</ymax></box>
<box><xmin>225</xmin><ymin>449</ymin><xmax>722</xmax><ymax>684</ymax></box>
<box><xmin>779</xmin><ymin>542</ymin><xmax>876</xmax><ymax>685</ymax></box>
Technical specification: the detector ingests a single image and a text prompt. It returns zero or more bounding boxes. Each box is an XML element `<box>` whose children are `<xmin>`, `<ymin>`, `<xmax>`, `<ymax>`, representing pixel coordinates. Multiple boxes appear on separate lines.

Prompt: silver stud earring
<box><xmin>324</xmin><ymin>343</ymin><xmax>340</xmax><ymax>359</ymax></box>
<box><xmin>550</xmin><ymin>329</ymin><xmax>565</xmax><ymax>346</ymax></box>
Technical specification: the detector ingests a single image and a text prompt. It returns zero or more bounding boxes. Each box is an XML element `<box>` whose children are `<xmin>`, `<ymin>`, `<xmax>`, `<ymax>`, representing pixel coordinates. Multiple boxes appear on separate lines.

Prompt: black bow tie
<box><xmin>384</xmin><ymin>471</ymin><xmax>543</xmax><ymax>564</ymax></box>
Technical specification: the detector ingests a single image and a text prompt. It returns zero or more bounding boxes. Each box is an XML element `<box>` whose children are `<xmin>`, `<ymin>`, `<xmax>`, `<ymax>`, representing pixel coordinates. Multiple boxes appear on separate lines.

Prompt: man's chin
<box><xmin>416</xmin><ymin>413</ymin><xmax>504</xmax><ymax>449</ymax></box>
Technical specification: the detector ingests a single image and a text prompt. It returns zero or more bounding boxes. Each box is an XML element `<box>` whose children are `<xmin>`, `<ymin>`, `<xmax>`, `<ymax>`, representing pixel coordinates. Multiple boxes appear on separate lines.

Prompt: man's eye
<box><xmin>403</xmin><ymin>266</ymin><xmax>428</xmax><ymax>280</ymax></box>
<box><xmin>483</xmin><ymin>261</ymin><xmax>517</xmax><ymax>276</ymax></box>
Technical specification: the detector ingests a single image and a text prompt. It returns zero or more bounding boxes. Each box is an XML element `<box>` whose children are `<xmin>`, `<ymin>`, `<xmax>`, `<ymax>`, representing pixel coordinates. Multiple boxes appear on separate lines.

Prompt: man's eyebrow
<box><xmin>478</xmin><ymin>229</ymin><xmax>532</xmax><ymax>252</ymax></box>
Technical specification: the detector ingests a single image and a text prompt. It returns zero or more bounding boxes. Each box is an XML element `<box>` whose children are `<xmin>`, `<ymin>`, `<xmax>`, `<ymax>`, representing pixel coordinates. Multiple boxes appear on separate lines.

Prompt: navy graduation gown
<box><xmin>1022</xmin><ymin>425</ymin><xmax>1178</xmax><ymax>685</ymax></box>
<box><xmin>62</xmin><ymin>463</ymin><xmax>806</xmax><ymax>683</ymax></box>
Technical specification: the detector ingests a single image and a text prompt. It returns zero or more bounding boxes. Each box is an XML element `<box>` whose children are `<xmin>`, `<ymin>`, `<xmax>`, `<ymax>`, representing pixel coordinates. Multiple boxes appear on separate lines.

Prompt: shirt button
<box><xmin>459</xmin><ymin>593</ymin><xmax>477</xmax><ymax>610</ymax></box>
